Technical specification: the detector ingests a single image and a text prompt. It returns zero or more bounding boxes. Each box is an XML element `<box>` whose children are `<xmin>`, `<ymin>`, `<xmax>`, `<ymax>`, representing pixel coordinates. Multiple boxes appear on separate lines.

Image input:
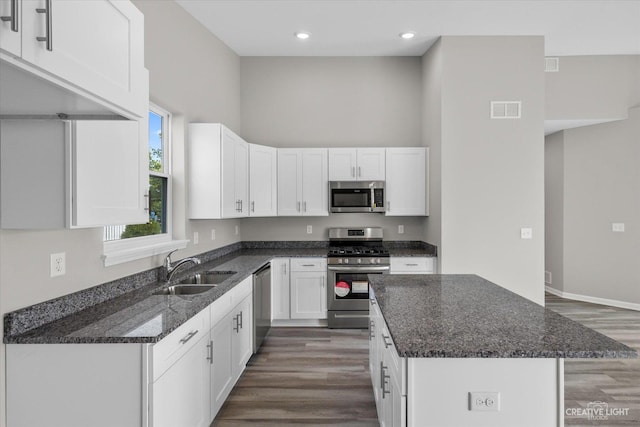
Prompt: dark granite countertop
<box><xmin>369</xmin><ymin>274</ymin><xmax>637</xmax><ymax>359</ymax></box>
<box><xmin>4</xmin><ymin>246</ymin><xmax>327</xmax><ymax>345</ymax></box>
<box><xmin>385</xmin><ymin>241</ymin><xmax>437</xmax><ymax>257</ymax></box>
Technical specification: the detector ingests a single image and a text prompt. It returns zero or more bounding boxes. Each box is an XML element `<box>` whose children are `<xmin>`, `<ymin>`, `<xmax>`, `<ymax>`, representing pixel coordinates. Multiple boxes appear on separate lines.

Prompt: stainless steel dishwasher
<box><xmin>253</xmin><ymin>263</ymin><xmax>272</xmax><ymax>353</ymax></box>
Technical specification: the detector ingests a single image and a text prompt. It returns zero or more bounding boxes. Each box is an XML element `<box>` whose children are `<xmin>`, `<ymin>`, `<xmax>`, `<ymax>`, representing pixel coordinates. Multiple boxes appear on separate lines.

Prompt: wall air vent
<box><xmin>545</xmin><ymin>57</ymin><xmax>559</xmax><ymax>72</ymax></box>
<box><xmin>490</xmin><ymin>101</ymin><xmax>521</xmax><ymax>119</ymax></box>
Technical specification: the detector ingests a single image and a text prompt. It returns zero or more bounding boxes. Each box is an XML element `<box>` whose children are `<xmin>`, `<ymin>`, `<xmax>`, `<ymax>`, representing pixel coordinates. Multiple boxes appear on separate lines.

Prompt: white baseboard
<box><xmin>545</xmin><ymin>285</ymin><xmax>640</xmax><ymax>311</ymax></box>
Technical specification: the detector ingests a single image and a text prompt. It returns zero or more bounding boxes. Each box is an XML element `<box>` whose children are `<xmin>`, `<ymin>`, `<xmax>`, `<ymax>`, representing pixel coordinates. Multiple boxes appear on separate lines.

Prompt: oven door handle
<box><xmin>327</xmin><ymin>266</ymin><xmax>390</xmax><ymax>272</ymax></box>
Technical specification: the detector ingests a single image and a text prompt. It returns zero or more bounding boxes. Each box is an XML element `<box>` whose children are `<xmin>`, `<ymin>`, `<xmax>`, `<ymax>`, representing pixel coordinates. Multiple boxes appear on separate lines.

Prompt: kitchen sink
<box><xmin>178</xmin><ymin>271</ymin><xmax>236</xmax><ymax>285</ymax></box>
<box><xmin>153</xmin><ymin>284</ymin><xmax>216</xmax><ymax>296</ymax></box>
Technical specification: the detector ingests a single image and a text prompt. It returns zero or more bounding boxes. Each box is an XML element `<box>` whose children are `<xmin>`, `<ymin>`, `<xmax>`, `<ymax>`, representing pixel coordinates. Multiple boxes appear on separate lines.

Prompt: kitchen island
<box><xmin>368</xmin><ymin>274</ymin><xmax>637</xmax><ymax>427</ymax></box>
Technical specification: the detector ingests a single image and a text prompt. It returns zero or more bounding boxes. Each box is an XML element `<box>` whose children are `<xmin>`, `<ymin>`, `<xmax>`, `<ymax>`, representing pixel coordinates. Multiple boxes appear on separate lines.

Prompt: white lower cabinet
<box><xmin>152</xmin><ymin>334</ymin><xmax>211</xmax><ymax>427</ymax></box>
<box><xmin>289</xmin><ymin>258</ymin><xmax>327</xmax><ymax>320</ymax></box>
<box><xmin>271</xmin><ymin>258</ymin><xmax>291</xmax><ymax>320</ymax></box>
<box><xmin>389</xmin><ymin>257</ymin><xmax>436</xmax><ymax>275</ymax></box>
<box><xmin>6</xmin><ymin>277</ymin><xmax>253</xmax><ymax>427</ymax></box>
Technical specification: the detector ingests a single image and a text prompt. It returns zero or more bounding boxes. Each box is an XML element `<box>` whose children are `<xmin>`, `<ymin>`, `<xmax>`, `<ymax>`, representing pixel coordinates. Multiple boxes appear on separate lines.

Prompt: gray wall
<box><xmin>239</xmin><ymin>56</ymin><xmax>427</xmax><ymax>242</ymax></box>
<box><xmin>547</xmin><ymin>108</ymin><xmax>640</xmax><ymax>306</ymax></box>
<box><xmin>240</xmin><ymin>57</ymin><xmax>423</xmax><ymax>147</ymax></box>
<box><xmin>0</xmin><ymin>3</ymin><xmax>241</xmax><ymax>424</ymax></box>
<box><xmin>426</xmin><ymin>36</ymin><xmax>546</xmax><ymax>304</ymax></box>
<box><xmin>546</xmin><ymin>55</ymin><xmax>640</xmax><ymax>120</ymax></box>
<box><xmin>544</xmin><ymin>131</ymin><xmax>565</xmax><ymax>292</ymax></box>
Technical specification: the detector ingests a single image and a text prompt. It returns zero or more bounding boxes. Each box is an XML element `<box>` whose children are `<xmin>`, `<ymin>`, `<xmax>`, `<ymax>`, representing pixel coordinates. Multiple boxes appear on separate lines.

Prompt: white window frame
<box><xmin>103</xmin><ymin>103</ymin><xmax>187</xmax><ymax>266</ymax></box>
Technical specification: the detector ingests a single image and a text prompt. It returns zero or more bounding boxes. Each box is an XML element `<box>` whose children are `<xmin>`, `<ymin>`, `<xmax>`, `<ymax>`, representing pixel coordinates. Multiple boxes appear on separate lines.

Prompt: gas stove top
<box><xmin>327</xmin><ymin>227</ymin><xmax>390</xmax><ymax>266</ymax></box>
<box><xmin>327</xmin><ymin>245</ymin><xmax>389</xmax><ymax>257</ymax></box>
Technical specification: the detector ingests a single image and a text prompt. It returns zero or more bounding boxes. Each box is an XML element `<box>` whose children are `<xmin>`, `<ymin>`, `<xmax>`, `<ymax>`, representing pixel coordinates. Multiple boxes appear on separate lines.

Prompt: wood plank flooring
<box><xmin>546</xmin><ymin>294</ymin><xmax>640</xmax><ymax>426</ymax></box>
<box><xmin>213</xmin><ymin>296</ymin><xmax>639</xmax><ymax>426</ymax></box>
<box><xmin>213</xmin><ymin>327</ymin><xmax>378</xmax><ymax>426</ymax></box>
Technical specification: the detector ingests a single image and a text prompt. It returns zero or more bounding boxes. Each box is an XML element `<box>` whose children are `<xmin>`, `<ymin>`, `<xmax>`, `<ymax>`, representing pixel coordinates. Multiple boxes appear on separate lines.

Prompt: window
<box><xmin>103</xmin><ymin>104</ymin><xmax>187</xmax><ymax>266</ymax></box>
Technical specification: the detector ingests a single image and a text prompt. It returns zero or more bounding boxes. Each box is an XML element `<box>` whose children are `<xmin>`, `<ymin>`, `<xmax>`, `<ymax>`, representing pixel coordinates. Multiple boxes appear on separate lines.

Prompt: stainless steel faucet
<box><xmin>162</xmin><ymin>249</ymin><xmax>201</xmax><ymax>282</ymax></box>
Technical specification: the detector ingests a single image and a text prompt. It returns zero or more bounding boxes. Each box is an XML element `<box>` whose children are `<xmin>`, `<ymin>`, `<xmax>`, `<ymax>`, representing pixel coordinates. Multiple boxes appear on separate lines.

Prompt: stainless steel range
<box><xmin>327</xmin><ymin>227</ymin><xmax>390</xmax><ymax>328</ymax></box>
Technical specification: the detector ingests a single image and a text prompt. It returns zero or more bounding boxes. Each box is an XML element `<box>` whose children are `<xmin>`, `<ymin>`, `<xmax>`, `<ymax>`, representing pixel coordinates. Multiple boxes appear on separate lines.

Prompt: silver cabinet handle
<box><xmin>238</xmin><ymin>310</ymin><xmax>243</xmax><ymax>329</ymax></box>
<box><xmin>405</xmin><ymin>263</ymin><xmax>419</xmax><ymax>267</ymax></box>
<box><xmin>283</xmin><ymin>263</ymin><xmax>287</xmax><ymax>275</ymax></box>
<box><xmin>179</xmin><ymin>330</ymin><xmax>198</xmax><ymax>345</ymax></box>
<box><xmin>251</xmin><ymin>201</ymin><xmax>255</xmax><ymax>212</ymax></box>
<box><xmin>240</xmin><ymin>200</ymin><xmax>243</xmax><ymax>212</ymax></box>
<box><xmin>144</xmin><ymin>192</ymin><xmax>150</xmax><ymax>212</ymax></box>
<box><xmin>381</xmin><ymin>363</ymin><xmax>390</xmax><ymax>398</ymax></box>
<box><xmin>1</xmin><ymin>0</ymin><xmax>18</xmax><ymax>32</ymax></box>
<box><xmin>301</xmin><ymin>264</ymin><xmax>315</xmax><ymax>267</ymax></box>
<box><xmin>387</xmin><ymin>201</ymin><xmax>390</xmax><ymax>211</ymax></box>
<box><xmin>370</xmin><ymin>298</ymin><xmax>377</xmax><ymax>305</ymax></box>
<box><xmin>303</xmin><ymin>201</ymin><xmax>307</xmax><ymax>212</ymax></box>
<box><xmin>358</xmin><ymin>166</ymin><xmax>362</xmax><ymax>177</ymax></box>
<box><xmin>351</xmin><ymin>166</ymin><xmax>355</xmax><ymax>177</ymax></box>
<box><xmin>35</xmin><ymin>0</ymin><xmax>53</xmax><ymax>51</ymax></box>
<box><xmin>233</xmin><ymin>315</ymin><xmax>239</xmax><ymax>333</ymax></box>
<box><xmin>382</xmin><ymin>333</ymin><xmax>392</xmax><ymax>349</ymax></box>
<box><xmin>297</xmin><ymin>201</ymin><xmax>301</xmax><ymax>212</ymax></box>
<box><xmin>206</xmin><ymin>341</ymin><xmax>213</xmax><ymax>364</ymax></box>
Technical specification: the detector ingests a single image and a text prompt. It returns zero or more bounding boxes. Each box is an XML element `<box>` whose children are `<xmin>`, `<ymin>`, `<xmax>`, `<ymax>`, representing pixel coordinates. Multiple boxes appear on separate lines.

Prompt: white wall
<box><xmin>426</xmin><ymin>36</ymin><xmax>546</xmax><ymax>305</ymax></box>
<box><xmin>0</xmin><ymin>3</ymin><xmax>241</xmax><ymax>425</ymax></box>
<box><xmin>239</xmin><ymin>56</ymin><xmax>427</xmax><ymax>241</ymax></box>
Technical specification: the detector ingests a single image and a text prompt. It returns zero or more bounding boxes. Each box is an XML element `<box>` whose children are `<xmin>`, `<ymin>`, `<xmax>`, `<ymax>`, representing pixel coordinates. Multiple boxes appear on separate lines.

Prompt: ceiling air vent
<box><xmin>545</xmin><ymin>57</ymin><xmax>559</xmax><ymax>72</ymax></box>
<box><xmin>491</xmin><ymin>101</ymin><xmax>521</xmax><ymax>119</ymax></box>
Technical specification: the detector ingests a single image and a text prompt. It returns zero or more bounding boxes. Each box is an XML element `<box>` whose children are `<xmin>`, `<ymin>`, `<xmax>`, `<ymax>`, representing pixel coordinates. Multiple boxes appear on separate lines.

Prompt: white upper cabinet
<box><xmin>0</xmin><ymin>0</ymin><xmax>21</xmax><ymax>56</ymax></box>
<box><xmin>0</xmin><ymin>118</ymin><xmax>149</xmax><ymax>229</ymax></box>
<box><xmin>189</xmin><ymin>123</ymin><xmax>249</xmax><ymax>219</ymax></box>
<box><xmin>69</xmin><ymin>120</ymin><xmax>149</xmax><ymax>227</ymax></box>
<box><xmin>385</xmin><ymin>147</ymin><xmax>429</xmax><ymax>216</ymax></box>
<box><xmin>1</xmin><ymin>0</ymin><xmax>147</xmax><ymax>119</ymax></box>
<box><xmin>328</xmin><ymin>148</ymin><xmax>385</xmax><ymax>181</ymax></box>
<box><xmin>277</xmin><ymin>148</ymin><xmax>328</xmax><ymax>216</ymax></box>
<box><xmin>249</xmin><ymin>144</ymin><xmax>277</xmax><ymax>217</ymax></box>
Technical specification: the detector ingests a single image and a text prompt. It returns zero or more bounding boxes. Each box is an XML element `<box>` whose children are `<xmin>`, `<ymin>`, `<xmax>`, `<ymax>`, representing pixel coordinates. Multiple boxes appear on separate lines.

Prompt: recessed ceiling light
<box><xmin>400</xmin><ymin>32</ymin><xmax>415</xmax><ymax>40</ymax></box>
<box><xmin>295</xmin><ymin>32</ymin><xmax>310</xmax><ymax>40</ymax></box>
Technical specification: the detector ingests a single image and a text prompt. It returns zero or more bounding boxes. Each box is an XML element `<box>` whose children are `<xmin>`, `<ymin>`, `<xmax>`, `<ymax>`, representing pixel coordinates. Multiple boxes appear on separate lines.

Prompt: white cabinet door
<box><xmin>232</xmin><ymin>295</ymin><xmax>253</xmax><ymax>380</ymax></box>
<box><xmin>277</xmin><ymin>149</ymin><xmax>302</xmax><ymax>216</ymax></box>
<box><xmin>0</xmin><ymin>0</ymin><xmax>21</xmax><ymax>56</ymax></box>
<box><xmin>20</xmin><ymin>0</ymin><xmax>146</xmax><ymax>118</ymax></box>
<box><xmin>210</xmin><ymin>314</ymin><xmax>234</xmax><ymax>419</ymax></box>
<box><xmin>249</xmin><ymin>144</ymin><xmax>277</xmax><ymax>216</ymax></box>
<box><xmin>301</xmin><ymin>148</ymin><xmax>328</xmax><ymax>216</ymax></box>
<box><xmin>357</xmin><ymin>148</ymin><xmax>386</xmax><ymax>180</ymax></box>
<box><xmin>152</xmin><ymin>334</ymin><xmax>211</xmax><ymax>427</ymax></box>
<box><xmin>328</xmin><ymin>148</ymin><xmax>357</xmax><ymax>180</ymax></box>
<box><xmin>386</xmin><ymin>148</ymin><xmax>428</xmax><ymax>216</ymax></box>
<box><xmin>221</xmin><ymin>128</ymin><xmax>248</xmax><ymax>218</ymax></box>
<box><xmin>290</xmin><ymin>271</ymin><xmax>327</xmax><ymax>319</ymax></box>
<box><xmin>69</xmin><ymin>120</ymin><xmax>149</xmax><ymax>227</ymax></box>
<box><xmin>271</xmin><ymin>258</ymin><xmax>291</xmax><ymax>320</ymax></box>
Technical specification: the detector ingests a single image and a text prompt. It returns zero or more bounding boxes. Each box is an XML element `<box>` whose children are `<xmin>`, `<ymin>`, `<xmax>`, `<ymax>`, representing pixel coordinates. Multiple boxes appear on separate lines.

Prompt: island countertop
<box><xmin>369</xmin><ymin>274</ymin><xmax>637</xmax><ymax>359</ymax></box>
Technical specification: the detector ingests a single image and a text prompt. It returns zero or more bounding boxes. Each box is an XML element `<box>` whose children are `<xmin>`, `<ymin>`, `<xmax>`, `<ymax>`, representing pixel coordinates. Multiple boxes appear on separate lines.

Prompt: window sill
<box><xmin>103</xmin><ymin>239</ymin><xmax>189</xmax><ymax>267</ymax></box>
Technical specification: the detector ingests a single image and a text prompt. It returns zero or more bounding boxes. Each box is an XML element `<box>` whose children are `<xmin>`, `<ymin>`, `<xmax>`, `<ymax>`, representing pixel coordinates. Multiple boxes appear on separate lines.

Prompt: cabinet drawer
<box><xmin>290</xmin><ymin>257</ymin><xmax>327</xmax><ymax>272</ymax></box>
<box><xmin>152</xmin><ymin>308</ymin><xmax>210</xmax><ymax>381</ymax></box>
<box><xmin>390</xmin><ymin>257</ymin><xmax>434</xmax><ymax>274</ymax></box>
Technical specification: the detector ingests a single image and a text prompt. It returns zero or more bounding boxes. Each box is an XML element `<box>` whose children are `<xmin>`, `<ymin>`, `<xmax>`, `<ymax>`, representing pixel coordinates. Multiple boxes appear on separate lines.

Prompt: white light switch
<box><xmin>211</xmin><ymin>229</ymin><xmax>216</xmax><ymax>240</ymax></box>
<box><xmin>235</xmin><ymin>225</ymin><xmax>239</xmax><ymax>235</ymax></box>
<box><xmin>398</xmin><ymin>225</ymin><xmax>404</xmax><ymax>234</ymax></box>
<box><xmin>520</xmin><ymin>228</ymin><xmax>533</xmax><ymax>239</ymax></box>
<box><xmin>193</xmin><ymin>231</ymin><xmax>199</xmax><ymax>245</ymax></box>
<box><xmin>612</xmin><ymin>223</ymin><xmax>625</xmax><ymax>232</ymax></box>
<box><xmin>306</xmin><ymin>225</ymin><xmax>313</xmax><ymax>234</ymax></box>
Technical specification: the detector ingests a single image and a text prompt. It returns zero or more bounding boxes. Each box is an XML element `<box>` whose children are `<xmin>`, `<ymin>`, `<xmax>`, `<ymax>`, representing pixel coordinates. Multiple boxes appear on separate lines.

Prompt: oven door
<box><xmin>327</xmin><ymin>265</ymin><xmax>389</xmax><ymax>311</ymax></box>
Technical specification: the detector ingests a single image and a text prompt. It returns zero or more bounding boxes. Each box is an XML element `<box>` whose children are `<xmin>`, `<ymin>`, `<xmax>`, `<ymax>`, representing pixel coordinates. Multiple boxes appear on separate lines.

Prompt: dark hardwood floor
<box><xmin>546</xmin><ymin>293</ymin><xmax>640</xmax><ymax>426</ymax></box>
<box><xmin>213</xmin><ymin>327</ymin><xmax>378</xmax><ymax>426</ymax></box>
<box><xmin>213</xmin><ymin>295</ymin><xmax>639</xmax><ymax>426</ymax></box>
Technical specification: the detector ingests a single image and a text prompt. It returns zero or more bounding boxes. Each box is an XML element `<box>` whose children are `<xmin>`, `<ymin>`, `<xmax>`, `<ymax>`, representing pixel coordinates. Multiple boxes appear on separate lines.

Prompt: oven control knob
<box><xmin>357</xmin><ymin>258</ymin><xmax>362</xmax><ymax>264</ymax></box>
<box><xmin>338</xmin><ymin>259</ymin><xmax>342</xmax><ymax>264</ymax></box>
<box><xmin>344</xmin><ymin>259</ymin><xmax>349</xmax><ymax>264</ymax></box>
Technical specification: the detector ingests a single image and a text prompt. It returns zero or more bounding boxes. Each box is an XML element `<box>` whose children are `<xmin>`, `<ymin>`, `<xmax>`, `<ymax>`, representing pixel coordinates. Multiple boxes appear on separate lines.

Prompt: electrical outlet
<box><xmin>521</xmin><ymin>227</ymin><xmax>533</xmax><ymax>239</ymax></box>
<box><xmin>398</xmin><ymin>225</ymin><xmax>404</xmax><ymax>234</ymax></box>
<box><xmin>50</xmin><ymin>252</ymin><xmax>66</xmax><ymax>277</ymax></box>
<box><xmin>235</xmin><ymin>225</ymin><xmax>239</xmax><ymax>235</ymax></box>
<box><xmin>612</xmin><ymin>223</ymin><xmax>625</xmax><ymax>232</ymax></box>
<box><xmin>193</xmin><ymin>231</ymin><xmax>199</xmax><ymax>245</ymax></box>
<box><xmin>211</xmin><ymin>229</ymin><xmax>216</xmax><ymax>240</ymax></box>
<box><xmin>545</xmin><ymin>271</ymin><xmax>552</xmax><ymax>284</ymax></box>
<box><xmin>307</xmin><ymin>225</ymin><xmax>313</xmax><ymax>234</ymax></box>
<box><xmin>469</xmin><ymin>392</ymin><xmax>500</xmax><ymax>411</ymax></box>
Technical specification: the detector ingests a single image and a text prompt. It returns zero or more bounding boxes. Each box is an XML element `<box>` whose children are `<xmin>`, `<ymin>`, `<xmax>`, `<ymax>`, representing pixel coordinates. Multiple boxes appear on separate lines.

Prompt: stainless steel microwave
<box><xmin>329</xmin><ymin>181</ymin><xmax>385</xmax><ymax>213</ymax></box>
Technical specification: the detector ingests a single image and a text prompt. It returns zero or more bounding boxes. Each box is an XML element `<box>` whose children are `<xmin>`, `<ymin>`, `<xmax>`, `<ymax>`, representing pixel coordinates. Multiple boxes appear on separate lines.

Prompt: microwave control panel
<box><xmin>373</xmin><ymin>188</ymin><xmax>384</xmax><ymax>208</ymax></box>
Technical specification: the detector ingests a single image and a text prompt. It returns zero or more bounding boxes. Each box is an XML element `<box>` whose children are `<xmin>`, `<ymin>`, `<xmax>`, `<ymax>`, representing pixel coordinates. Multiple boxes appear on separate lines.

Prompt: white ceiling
<box><xmin>176</xmin><ymin>0</ymin><xmax>640</xmax><ymax>57</ymax></box>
